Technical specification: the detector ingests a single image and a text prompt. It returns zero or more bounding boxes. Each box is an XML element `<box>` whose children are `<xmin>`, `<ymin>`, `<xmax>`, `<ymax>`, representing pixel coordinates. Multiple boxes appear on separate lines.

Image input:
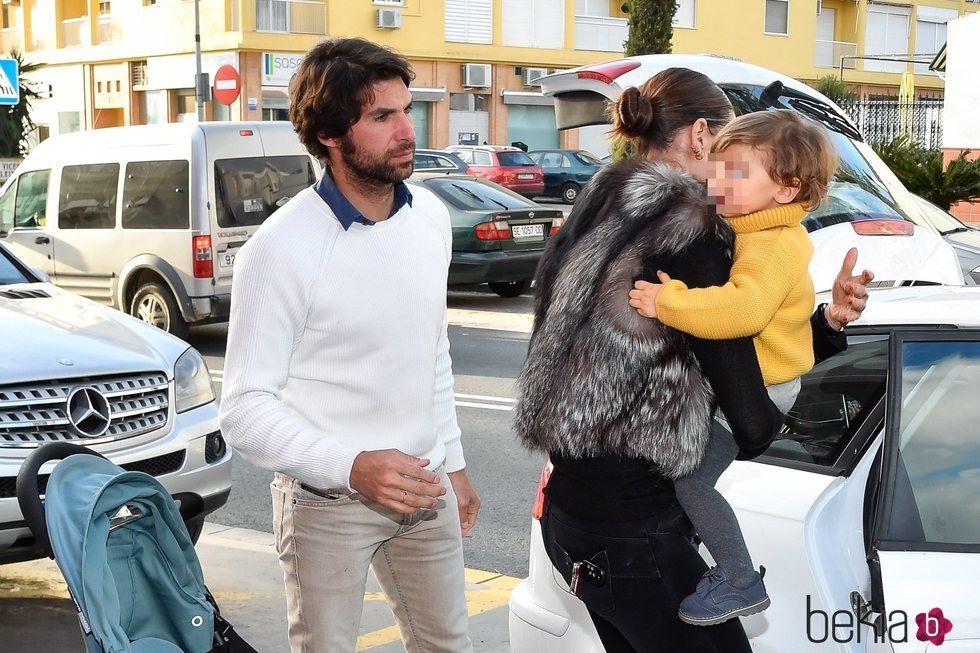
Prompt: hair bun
<box><xmin>616</xmin><ymin>87</ymin><xmax>655</xmax><ymax>138</ymax></box>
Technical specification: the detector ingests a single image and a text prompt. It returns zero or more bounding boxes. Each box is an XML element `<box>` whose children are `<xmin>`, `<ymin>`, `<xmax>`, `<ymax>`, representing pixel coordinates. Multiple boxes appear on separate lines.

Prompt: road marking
<box><xmin>355</xmin><ymin>569</ymin><xmax>519</xmax><ymax>651</ymax></box>
<box><xmin>209</xmin><ymin>370</ymin><xmax>516</xmax><ymax>411</ymax></box>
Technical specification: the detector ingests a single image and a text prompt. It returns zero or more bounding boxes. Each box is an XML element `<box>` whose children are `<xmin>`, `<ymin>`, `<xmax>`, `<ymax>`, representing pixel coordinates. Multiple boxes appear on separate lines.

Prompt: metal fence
<box><xmin>838</xmin><ymin>99</ymin><xmax>944</xmax><ymax>148</ymax></box>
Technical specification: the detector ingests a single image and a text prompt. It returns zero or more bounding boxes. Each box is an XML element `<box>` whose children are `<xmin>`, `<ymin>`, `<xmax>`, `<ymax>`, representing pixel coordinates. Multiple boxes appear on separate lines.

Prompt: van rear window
<box><xmin>215</xmin><ymin>156</ymin><xmax>316</xmax><ymax>228</ymax></box>
<box><xmin>123</xmin><ymin>161</ymin><xmax>190</xmax><ymax>229</ymax></box>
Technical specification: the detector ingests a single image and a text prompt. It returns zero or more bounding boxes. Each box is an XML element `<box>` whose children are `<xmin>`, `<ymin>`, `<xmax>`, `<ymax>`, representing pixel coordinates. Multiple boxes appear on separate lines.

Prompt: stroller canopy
<box><xmin>44</xmin><ymin>453</ymin><xmax>215</xmax><ymax>653</ymax></box>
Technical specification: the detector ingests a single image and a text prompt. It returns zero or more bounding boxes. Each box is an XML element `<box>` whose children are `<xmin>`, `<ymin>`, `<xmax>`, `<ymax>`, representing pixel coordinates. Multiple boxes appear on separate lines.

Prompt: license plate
<box><xmin>517</xmin><ymin>173</ymin><xmax>534</xmax><ymax>180</ymax></box>
<box><xmin>219</xmin><ymin>252</ymin><xmax>236</xmax><ymax>268</ymax></box>
<box><xmin>512</xmin><ymin>224</ymin><xmax>544</xmax><ymax>239</ymax></box>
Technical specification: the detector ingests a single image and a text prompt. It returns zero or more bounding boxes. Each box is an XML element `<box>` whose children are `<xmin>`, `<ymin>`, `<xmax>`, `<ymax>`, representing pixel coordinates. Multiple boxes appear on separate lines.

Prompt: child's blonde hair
<box><xmin>711</xmin><ymin>109</ymin><xmax>837</xmax><ymax>211</ymax></box>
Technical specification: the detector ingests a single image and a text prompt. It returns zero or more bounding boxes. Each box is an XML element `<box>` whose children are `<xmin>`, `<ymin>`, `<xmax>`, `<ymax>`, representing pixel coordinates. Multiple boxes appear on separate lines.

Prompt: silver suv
<box><xmin>0</xmin><ymin>242</ymin><xmax>232</xmax><ymax>563</ymax></box>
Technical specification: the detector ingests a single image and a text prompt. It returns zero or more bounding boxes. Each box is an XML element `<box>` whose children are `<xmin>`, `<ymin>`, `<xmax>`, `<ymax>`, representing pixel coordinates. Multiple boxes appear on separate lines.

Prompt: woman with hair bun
<box><xmin>514</xmin><ymin>68</ymin><xmax>871</xmax><ymax>652</ymax></box>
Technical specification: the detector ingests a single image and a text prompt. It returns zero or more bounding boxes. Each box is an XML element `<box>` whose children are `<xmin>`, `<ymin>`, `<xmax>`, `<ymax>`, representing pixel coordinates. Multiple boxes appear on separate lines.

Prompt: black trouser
<box><xmin>540</xmin><ymin>499</ymin><xmax>752</xmax><ymax>653</ymax></box>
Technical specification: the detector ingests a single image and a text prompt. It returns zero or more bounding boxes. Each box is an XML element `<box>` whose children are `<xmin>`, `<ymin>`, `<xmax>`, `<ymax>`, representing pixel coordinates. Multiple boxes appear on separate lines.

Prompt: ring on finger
<box><xmin>402</xmin><ymin>490</ymin><xmax>408</xmax><ymax>503</ymax></box>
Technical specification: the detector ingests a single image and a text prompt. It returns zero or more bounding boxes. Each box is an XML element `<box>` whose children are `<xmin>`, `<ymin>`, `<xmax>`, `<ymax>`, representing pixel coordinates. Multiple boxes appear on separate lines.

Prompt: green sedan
<box><xmin>408</xmin><ymin>173</ymin><xmax>565</xmax><ymax>297</ymax></box>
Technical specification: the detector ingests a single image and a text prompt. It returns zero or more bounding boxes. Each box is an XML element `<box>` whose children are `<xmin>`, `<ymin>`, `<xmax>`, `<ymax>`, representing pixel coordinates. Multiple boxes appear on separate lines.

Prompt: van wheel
<box><xmin>489</xmin><ymin>280</ymin><xmax>531</xmax><ymax>298</ymax></box>
<box><xmin>561</xmin><ymin>183</ymin><xmax>580</xmax><ymax>204</ymax></box>
<box><xmin>131</xmin><ymin>282</ymin><xmax>189</xmax><ymax>339</ymax></box>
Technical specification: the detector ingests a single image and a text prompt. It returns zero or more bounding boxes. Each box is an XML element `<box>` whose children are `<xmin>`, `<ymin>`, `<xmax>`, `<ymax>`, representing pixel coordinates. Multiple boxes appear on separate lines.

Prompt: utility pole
<box><xmin>194</xmin><ymin>0</ymin><xmax>208</xmax><ymax>121</ymax></box>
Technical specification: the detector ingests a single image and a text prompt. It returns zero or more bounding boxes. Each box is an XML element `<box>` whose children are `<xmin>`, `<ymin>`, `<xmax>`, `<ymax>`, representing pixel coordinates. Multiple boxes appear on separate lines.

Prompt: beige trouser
<box><xmin>271</xmin><ymin>470</ymin><xmax>473</xmax><ymax>653</ymax></box>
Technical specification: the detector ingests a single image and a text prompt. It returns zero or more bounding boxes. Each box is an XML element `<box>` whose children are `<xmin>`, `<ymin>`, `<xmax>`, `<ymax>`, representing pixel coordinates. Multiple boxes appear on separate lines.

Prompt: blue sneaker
<box><xmin>678</xmin><ymin>566</ymin><xmax>770</xmax><ymax>626</ymax></box>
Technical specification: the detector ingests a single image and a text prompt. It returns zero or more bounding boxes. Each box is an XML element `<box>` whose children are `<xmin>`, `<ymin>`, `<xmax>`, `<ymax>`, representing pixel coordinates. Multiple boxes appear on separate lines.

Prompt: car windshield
<box><xmin>497</xmin><ymin>151</ymin><xmax>536</xmax><ymax>167</ymax></box>
<box><xmin>720</xmin><ymin>84</ymin><xmax>919</xmax><ymax>233</ymax></box>
<box><xmin>0</xmin><ymin>246</ymin><xmax>32</xmax><ymax>285</ymax></box>
<box><xmin>574</xmin><ymin>151</ymin><xmax>602</xmax><ymax>166</ymax></box>
<box><xmin>423</xmin><ymin>178</ymin><xmax>534</xmax><ymax>211</ymax></box>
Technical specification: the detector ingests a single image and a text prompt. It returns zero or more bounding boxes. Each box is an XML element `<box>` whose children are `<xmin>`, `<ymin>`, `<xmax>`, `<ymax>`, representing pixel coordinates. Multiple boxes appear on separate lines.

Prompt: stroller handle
<box><xmin>16</xmin><ymin>442</ymin><xmax>108</xmax><ymax>559</ymax></box>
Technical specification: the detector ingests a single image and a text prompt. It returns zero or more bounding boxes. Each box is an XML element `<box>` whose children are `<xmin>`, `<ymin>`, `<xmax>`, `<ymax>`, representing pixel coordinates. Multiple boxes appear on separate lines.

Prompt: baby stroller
<box><xmin>16</xmin><ymin>442</ymin><xmax>258</xmax><ymax>653</ymax></box>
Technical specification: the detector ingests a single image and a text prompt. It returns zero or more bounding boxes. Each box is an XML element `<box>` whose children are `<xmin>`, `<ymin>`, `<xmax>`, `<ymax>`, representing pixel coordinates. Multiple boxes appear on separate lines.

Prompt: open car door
<box><xmin>866</xmin><ymin>329</ymin><xmax>980</xmax><ymax>652</ymax></box>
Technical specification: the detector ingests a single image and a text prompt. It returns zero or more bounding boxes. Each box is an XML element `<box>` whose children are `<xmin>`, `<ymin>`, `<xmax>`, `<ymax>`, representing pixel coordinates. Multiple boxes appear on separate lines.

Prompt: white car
<box><xmin>0</xmin><ymin>242</ymin><xmax>232</xmax><ymax>562</ymax></box>
<box><xmin>539</xmin><ymin>54</ymin><xmax>963</xmax><ymax>292</ymax></box>
<box><xmin>510</xmin><ymin>284</ymin><xmax>980</xmax><ymax>652</ymax></box>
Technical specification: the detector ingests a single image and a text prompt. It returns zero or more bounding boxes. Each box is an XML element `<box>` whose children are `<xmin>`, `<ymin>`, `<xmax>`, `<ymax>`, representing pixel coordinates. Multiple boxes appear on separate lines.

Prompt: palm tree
<box><xmin>874</xmin><ymin>136</ymin><xmax>980</xmax><ymax>211</ymax></box>
<box><xmin>0</xmin><ymin>49</ymin><xmax>42</xmax><ymax>157</ymax></box>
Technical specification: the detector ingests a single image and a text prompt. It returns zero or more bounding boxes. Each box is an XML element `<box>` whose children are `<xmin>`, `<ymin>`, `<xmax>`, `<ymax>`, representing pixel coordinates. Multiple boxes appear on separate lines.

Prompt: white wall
<box><xmin>942</xmin><ymin>12</ymin><xmax>980</xmax><ymax>150</ymax></box>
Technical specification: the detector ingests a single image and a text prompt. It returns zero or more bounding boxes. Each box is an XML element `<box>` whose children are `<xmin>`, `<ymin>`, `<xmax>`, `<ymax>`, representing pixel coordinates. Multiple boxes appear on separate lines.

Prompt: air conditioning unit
<box><xmin>376</xmin><ymin>8</ymin><xmax>402</xmax><ymax>29</ymax></box>
<box><xmin>461</xmin><ymin>63</ymin><xmax>492</xmax><ymax>88</ymax></box>
<box><xmin>522</xmin><ymin>67</ymin><xmax>548</xmax><ymax>87</ymax></box>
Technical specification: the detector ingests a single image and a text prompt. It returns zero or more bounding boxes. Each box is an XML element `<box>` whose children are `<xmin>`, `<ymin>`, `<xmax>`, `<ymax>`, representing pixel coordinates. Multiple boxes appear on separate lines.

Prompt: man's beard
<box><xmin>339</xmin><ymin>135</ymin><xmax>415</xmax><ymax>186</ymax></box>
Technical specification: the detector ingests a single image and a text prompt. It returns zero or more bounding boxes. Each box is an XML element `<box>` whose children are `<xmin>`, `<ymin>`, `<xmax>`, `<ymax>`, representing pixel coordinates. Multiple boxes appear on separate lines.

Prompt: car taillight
<box><xmin>577</xmin><ymin>60</ymin><xmax>642</xmax><ymax>85</ymax></box>
<box><xmin>549</xmin><ymin>217</ymin><xmax>565</xmax><ymax>236</ymax></box>
<box><xmin>475</xmin><ymin>220</ymin><xmax>512</xmax><ymax>240</ymax></box>
<box><xmin>532</xmin><ymin>460</ymin><xmax>554</xmax><ymax>520</ymax></box>
<box><xmin>193</xmin><ymin>235</ymin><xmax>213</xmax><ymax>278</ymax></box>
<box><xmin>851</xmin><ymin>220</ymin><xmax>914</xmax><ymax>236</ymax></box>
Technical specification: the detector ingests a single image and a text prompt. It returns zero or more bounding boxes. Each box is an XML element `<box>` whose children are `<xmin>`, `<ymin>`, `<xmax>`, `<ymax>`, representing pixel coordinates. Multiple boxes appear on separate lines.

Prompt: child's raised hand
<box><xmin>629</xmin><ymin>279</ymin><xmax>664</xmax><ymax>318</ymax></box>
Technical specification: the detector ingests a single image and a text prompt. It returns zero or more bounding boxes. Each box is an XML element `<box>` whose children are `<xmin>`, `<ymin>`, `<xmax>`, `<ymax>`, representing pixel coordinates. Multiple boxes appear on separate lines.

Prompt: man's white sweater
<box><xmin>219</xmin><ymin>185</ymin><xmax>465</xmax><ymax>491</ymax></box>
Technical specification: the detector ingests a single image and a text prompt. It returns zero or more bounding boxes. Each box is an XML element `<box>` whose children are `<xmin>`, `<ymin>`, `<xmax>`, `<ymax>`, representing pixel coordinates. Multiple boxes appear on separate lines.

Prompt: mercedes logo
<box><xmin>66</xmin><ymin>386</ymin><xmax>112</xmax><ymax>438</ymax></box>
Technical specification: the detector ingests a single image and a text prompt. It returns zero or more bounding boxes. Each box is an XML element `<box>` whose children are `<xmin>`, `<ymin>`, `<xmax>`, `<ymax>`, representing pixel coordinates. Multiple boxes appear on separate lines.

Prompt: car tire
<box><xmin>489</xmin><ymin>280</ymin><xmax>531</xmax><ymax>298</ymax></box>
<box><xmin>131</xmin><ymin>281</ymin><xmax>189</xmax><ymax>339</ymax></box>
<box><xmin>561</xmin><ymin>183</ymin><xmax>581</xmax><ymax>204</ymax></box>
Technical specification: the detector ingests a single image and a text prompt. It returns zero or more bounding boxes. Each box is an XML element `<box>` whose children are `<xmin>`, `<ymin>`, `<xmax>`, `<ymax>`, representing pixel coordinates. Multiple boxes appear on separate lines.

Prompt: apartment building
<box><xmin>672</xmin><ymin>0</ymin><xmax>980</xmax><ymax>99</ymax></box>
<box><xmin>0</xmin><ymin>0</ymin><xmax>632</xmax><ymax>152</ymax></box>
<box><xmin>0</xmin><ymin>0</ymin><xmax>977</xmax><ymax>151</ymax></box>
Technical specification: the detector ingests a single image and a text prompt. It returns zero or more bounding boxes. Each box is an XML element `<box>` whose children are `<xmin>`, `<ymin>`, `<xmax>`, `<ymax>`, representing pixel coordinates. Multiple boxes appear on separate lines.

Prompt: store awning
<box><xmin>501</xmin><ymin>90</ymin><xmax>554</xmax><ymax>107</ymax></box>
<box><xmin>261</xmin><ymin>88</ymin><xmax>290</xmax><ymax>110</ymax></box>
<box><xmin>410</xmin><ymin>86</ymin><xmax>446</xmax><ymax>102</ymax></box>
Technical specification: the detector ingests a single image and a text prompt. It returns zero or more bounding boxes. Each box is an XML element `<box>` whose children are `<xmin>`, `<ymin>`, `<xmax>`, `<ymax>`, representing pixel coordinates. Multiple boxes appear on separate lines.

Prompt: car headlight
<box><xmin>174</xmin><ymin>348</ymin><xmax>215</xmax><ymax>413</ymax></box>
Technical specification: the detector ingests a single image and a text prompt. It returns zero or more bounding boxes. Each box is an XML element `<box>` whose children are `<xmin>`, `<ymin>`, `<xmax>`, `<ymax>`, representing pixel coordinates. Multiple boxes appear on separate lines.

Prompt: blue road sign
<box><xmin>0</xmin><ymin>58</ymin><xmax>19</xmax><ymax>106</ymax></box>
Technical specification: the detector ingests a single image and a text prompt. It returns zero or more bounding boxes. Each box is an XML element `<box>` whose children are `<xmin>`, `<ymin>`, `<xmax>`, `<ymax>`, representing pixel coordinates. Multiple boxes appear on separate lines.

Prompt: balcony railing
<box><xmin>574</xmin><ymin>15</ymin><xmax>628</xmax><ymax>52</ymax></box>
<box><xmin>255</xmin><ymin>0</ymin><xmax>325</xmax><ymax>34</ymax></box>
<box><xmin>61</xmin><ymin>16</ymin><xmax>90</xmax><ymax>47</ymax></box>
<box><xmin>815</xmin><ymin>39</ymin><xmax>858</xmax><ymax>69</ymax></box>
<box><xmin>0</xmin><ymin>28</ymin><xmax>23</xmax><ymax>54</ymax></box>
<box><xmin>97</xmin><ymin>15</ymin><xmax>121</xmax><ymax>44</ymax></box>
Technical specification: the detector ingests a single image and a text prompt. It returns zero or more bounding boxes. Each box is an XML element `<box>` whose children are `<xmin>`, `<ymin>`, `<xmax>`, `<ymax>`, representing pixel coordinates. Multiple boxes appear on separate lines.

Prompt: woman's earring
<box><xmin>693</xmin><ymin>145</ymin><xmax>704</xmax><ymax>160</ymax></box>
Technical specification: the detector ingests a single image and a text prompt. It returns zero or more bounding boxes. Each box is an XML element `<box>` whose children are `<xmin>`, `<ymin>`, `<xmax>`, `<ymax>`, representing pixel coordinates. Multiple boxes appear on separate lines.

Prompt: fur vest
<box><xmin>514</xmin><ymin>159</ymin><xmax>734</xmax><ymax>479</ymax></box>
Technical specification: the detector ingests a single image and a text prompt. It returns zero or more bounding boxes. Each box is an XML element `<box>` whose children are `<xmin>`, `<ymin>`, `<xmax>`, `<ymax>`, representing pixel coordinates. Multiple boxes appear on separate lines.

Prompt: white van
<box><xmin>0</xmin><ymin>121</ymin><xmax>320</xmax><ymax>337</ymax></box>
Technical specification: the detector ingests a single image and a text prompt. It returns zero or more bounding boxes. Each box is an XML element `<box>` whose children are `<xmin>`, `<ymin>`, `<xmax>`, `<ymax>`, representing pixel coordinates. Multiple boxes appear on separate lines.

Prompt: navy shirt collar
<box><xmin>314</xmin><ymin>171</ymin><xmax>413</xmax><ymax>231</ymax></box>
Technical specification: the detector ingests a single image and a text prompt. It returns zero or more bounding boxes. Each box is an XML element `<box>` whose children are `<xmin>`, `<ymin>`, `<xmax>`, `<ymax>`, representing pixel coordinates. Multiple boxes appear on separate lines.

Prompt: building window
<box><xmin>449</xmin><ymin>93</ymin><xmax>488</xmax><ymax>112</ymax></box>
<box><xmin>673</xmin><ymin>0</ymin><xmax>695</xmax><ymax>28</ymax></box>
<box><xmin>143</xmin><ymin>0</ymin><xmax>157</xmax><ymax>6</ymax></box>
<box><xmin>503</xmin><ymin>0</ymin><xmax>564</xmax><ymax>49</ymax></box>
<box><xmin>575</xmin><ymin>0</ymin><xmax>609</xmax><ymax>15</ymax></box>
<box><xmin>98</xmin><ymin>1</ymin><xmax>111</xmax><ymax>15</ymax></box>
<box><xmin>914</xmin><ymin>7</ymin><xmax>956</xmax><ymax>74</ymax></box>
<box><xmin>864</xmin><ymin>2</ymin><xmax>910</xmax><ymax>74</ymax></box>
<box><xmin>372</xmin><ymin>0</ymin><xmax>405</xmax><ymax>5</ymax></box>
<box><xmin>765</xmin><ymin>0</ymin><xmax>788</xmax><ymax>34</ymax></box>
<box><xmin>445</xmin><ymin>0</ymin><xmax>492</xmax><ymax>44</ymax></box>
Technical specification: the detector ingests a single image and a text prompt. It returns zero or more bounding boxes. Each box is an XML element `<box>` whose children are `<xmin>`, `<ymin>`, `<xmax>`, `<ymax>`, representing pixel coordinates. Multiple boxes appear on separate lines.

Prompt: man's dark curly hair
<box><xmin>288</xmin><ymin>38</ymin><xmax>415</xmax><ymax>161</ymax></box>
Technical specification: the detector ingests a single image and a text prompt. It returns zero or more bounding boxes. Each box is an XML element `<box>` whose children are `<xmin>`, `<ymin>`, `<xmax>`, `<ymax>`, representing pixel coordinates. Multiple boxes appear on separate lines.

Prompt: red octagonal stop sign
<box><xmin>213</xmin><ymin>65</ymin><xmax>241</xmax><ymax>105</ymax></box>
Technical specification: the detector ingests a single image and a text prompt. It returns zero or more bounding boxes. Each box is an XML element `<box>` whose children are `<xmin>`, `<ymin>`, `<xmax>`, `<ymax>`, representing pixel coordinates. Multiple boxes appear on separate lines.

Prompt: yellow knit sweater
<box><xmin>655</xmin><ymin>203</ymin><xmax>815</xmax><ymax>386</ymax></box>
